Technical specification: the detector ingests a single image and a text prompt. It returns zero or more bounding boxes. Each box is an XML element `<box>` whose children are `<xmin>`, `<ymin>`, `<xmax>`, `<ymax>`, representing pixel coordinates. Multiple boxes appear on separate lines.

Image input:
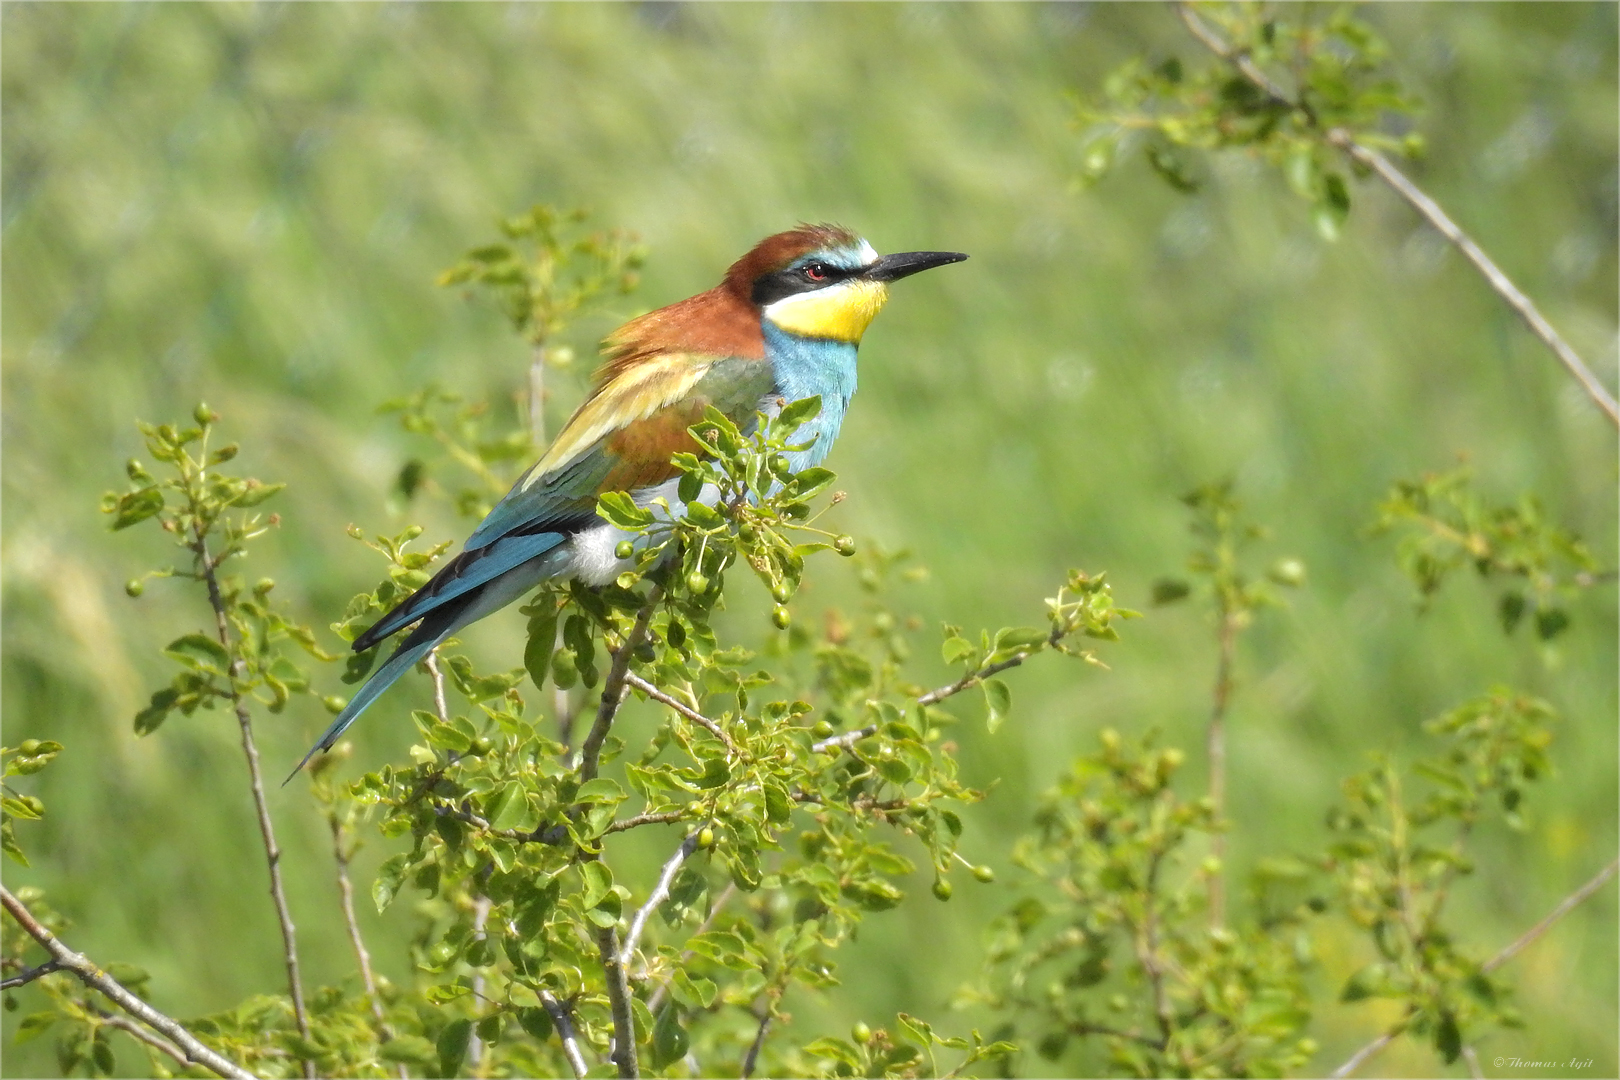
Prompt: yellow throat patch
<box><xmin>763</xmin><ymin>280</ymin><xmax>890</xmax><ymax>343</ymax></box>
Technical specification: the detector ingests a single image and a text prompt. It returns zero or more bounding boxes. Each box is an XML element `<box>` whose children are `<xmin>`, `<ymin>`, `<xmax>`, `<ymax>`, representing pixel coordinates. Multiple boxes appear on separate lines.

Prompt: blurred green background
<box><xmin>3</xmin><ymin>3</ymin><xmax>1615</xmax><ymax>1076</ymax></box>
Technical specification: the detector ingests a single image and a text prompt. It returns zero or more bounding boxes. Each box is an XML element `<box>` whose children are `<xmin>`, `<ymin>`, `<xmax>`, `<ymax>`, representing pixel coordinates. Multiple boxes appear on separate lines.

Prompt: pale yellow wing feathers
<box><xmin>521</xmin><ymin>354</ymin><xmax>712</xmax><ymax>491</ymax></box>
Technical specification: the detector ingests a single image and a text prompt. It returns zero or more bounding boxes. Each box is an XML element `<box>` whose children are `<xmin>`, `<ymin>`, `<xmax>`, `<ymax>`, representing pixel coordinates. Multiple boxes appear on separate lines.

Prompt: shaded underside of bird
<box><xmin>289</xmin><ymin>223</ymin><xmax>966</xmax><ymax>778</ymax></box>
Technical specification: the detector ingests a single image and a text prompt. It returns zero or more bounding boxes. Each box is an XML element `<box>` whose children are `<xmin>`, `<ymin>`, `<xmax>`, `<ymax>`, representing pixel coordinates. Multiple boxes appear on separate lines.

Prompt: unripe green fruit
<box><xmin>697</xmin><ymin>828</ymin><xmax>715</xmax><ymax>849</ymax></box>
<box><xmin>932</xmin><ymin>879</ymin><xmax>953</xmax><ymax>901</ymax></box>
<box><xmin>738</xmin><ymin>523</ymin><xmax>757</xmax><ymax>542</ymax></box>
<box><xmin>771</xmin><ymin>582</ymin><xmax>793</xmax><ymax>604</ymax></box>
<box><xmin>769</xmin><ymin>454</ymin><xmax>790</xmax><ymax>476</ymax></box>
<box><xmin>852</xmin><ymin>1022</ymin><xmax>872</xmax><ymax>1045</ymax></box>
<box><xmin>324</xmin><ymin>696</ymin><xmax>347</xmax><ymax>715</ymax></box>
<box><xmin>834</xmin><ymin>535</ymin><xmax>857</xmax><ymax>557</ymax></box>
<box><xmin>124</xmin><ymin>579</ymin><xmax>144</xmax><ymax>598</ymax></box>
<box><xmin>193</xmin><ymin>402</ymin><xmax>213</xmax><ymax>426</ymax></box>
<box><xmin>771</xmin><ymin>606</ymin><xmax>791</xmax><ymax>630</ymax></box>
<box><xmin>255</xmin><ymin>578</ymin><xmax>276</xmax><ymax>594</ymax></box>
<box><xmin>615</xmin><ymin>540</ymin><xmax>635</xmax><ymax>560</ymax></box>
<box><xmin>125</xmin><ymin>459</ymin><xmax>147</xmax><ymax>481</ymax></box>
<box><xmin>811</xmin><ymin>720</ymin><xmax>835</xmax><ymax>739</ymax></box>
<box><xmin>687</xmin><ymin>572</ymin><xmax>710</xmax><ymax>595</ymax></box>
<box><xmin>470</xmin><ymin>737</ymin><xmax>493</xmax><ymax>756</ymax></box>
<box><xmin>402</xmin><ymin>524</ymin><xmax>424</xmax><ymax>541</ymax></box>
<box><xmin>972</xmin><ymin>864</ymin><xmax>996</xmax><ymax>883</ymax></box>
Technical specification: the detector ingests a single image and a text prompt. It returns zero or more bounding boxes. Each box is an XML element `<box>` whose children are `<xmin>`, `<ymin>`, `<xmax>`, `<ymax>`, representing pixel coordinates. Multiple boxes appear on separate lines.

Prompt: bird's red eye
<box><xmin>804</xmin><ymin>263</ymin><xmax>826</xmax><ymax>281</ymax></box>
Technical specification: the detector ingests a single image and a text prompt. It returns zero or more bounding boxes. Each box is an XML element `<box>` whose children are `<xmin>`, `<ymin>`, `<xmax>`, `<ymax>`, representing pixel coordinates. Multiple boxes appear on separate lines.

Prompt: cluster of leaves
<box><xmin>330</xmin><ymin>399</ymin><xmax>1132</xmax><ymax>1077</ymax></box>
<box><xmin>437</xmin><ymin>204</ymin><xmax>646</xmax><ymax>350</ymax></box>
<box><xmin>1373</xmin><ymin>467</ymin><xmax>1608</xmax><ymax>640</ymax></box>
<box><xmin>1</xmin><ymin>741</ymin><xmax>61</xmax><ymax>868</ymax></box>
<box><xmin>1326</xmin><ymin>688</ymin><xmax>1554</xmax><ymax>1065</ymax></box>
<box><xmin>1151</xmin><ymin>480</ymin><xmax>1306</xmax><ymax>615</ymax></box>
<box><xmin>389</xmin><ymin>205</ymin><xmax>645</xmax><ymax>521</ymax></box>
<box><xmin>1076</xmin><ymin>2</ymin><xmax>1422</xmax><ymax>240</ymax></box>
<box><xmin>100</xmin><ymin>408</ymin><xmax>341</xmax><ymax>736</ymax></box>
<box><xmin>973</xmin><ymin>729</ymin><xmax>1317</xmax><ymax>1079</ymax></box>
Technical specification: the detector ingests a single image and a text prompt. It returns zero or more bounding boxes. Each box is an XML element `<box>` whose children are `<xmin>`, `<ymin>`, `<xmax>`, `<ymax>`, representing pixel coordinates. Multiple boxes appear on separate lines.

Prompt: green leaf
<box><xmin>694</xmin><ymin>757</ymin><xmax>731</xmax><ymax>789</ymax></box>
<box><xmin>517</xmin><ymin>1008</ymin><xmax>554</xmax><ymax>1042</ymax></box>
<box><xmin>525</xmin><ymin>604</ymin><xmax>559</xmax><ymax>691</ymax></box>
<box><xmin>14</xmin><ymin>1012</ymin><xmax>58</xmax><ymax>1044</ymax></box>
<box><xmin>1339</xmin><ymin>963</ymin><xmax>1387</xmax><ymax>1003</ymax></box>
<box><xmin>574</xmin><ymin>778</ymin><xmax>628</xmax><ymax>804</ymax></box>
<box><xmin>982</xmin><ymin>678</ymin><xmax>1012</xmax><ymax>734</ymax></box>
<box><xmin>379</xmin><ymin>1035</ymin><xmax>437</xmax><ymax>1066</ymax></box>
<box><xmin>579</xmin><ymin>861</ymin><xmax>613</xmax><ymax>909</ymax></box>
<box><xmin>373</xmin><ymin>853</ymin><xmax>410</xmax><ymax>914</ymax></box>
<box><xmin>651</xmin><ymin>1006</ymin><xmax>689</xmax><ymax>1071</ymax></box>
<box><xmin>597</xmin><ymin>490</ymin><xmax>654</xmax><ymax>529</ymax></box>
<box><xmin>671</xmin><ymin>970</ymin><xmax>718</xmax><ymax>1009</ymax></box>
<box><xmin>486</xmin><ymin>783</ymin><xmax>530</xmax><ymax>832</ymax></box>
<box><xmin>1435</xmin><ymin>1010</ymin><xmax>1462</xmax><ymax>1064</ymax></box>
<box><xmin>163</xmin><ymin>633</ymin><xmax>231</xmax><ymax>672</ymax></box>
<box><xmin>994</xmin><ymin>626</ymin><xmax>1048</xmax><ymax>650</ymax></box>
<box><xmin>233</xmin><ymin>480</ymin><xmax>286</xmax><ymax>507</ymax></box>
<box><xmin>106</xmin><ymin>486</ymin><xmax>165</xmax><ymax>530</ymax></box>
<box><xmin>437</xmin><ymin>1018</ymin><xmax>472</xmax><ymax>1077</ymax></box>
<box><xmin>941</xmin><ymin>636</ymin><xmax>974</xmax><ymax>665</ymax></box>
<box><xmin>777</xmin><ymin>395</ymin><xmax>823</xmax><ymax>430</ymax></box>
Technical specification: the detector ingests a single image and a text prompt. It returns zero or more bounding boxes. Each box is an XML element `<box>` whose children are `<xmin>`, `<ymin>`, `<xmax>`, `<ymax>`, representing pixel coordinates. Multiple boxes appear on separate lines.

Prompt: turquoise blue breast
<box><xmin>762</xmin><ymin>322</ymin><xmax>859</xmax><ymax>470</ymax></box>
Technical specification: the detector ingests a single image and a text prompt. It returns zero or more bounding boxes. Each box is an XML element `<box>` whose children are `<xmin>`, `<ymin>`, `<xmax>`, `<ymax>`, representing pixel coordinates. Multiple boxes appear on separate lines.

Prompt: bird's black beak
<box><xmin>863</xmin><ymin>250</ymin><xmax>969</xmax><ymax>282</ymax></box>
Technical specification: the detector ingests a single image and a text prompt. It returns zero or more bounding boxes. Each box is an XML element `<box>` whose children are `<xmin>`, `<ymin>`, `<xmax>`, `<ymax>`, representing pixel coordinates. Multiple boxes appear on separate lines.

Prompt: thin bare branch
<box><xmin>0</xmin><ymin>958</ymin><xmax>63</xmax><ymax>989</ymax></box>
<box><xmin>811</xmin><ymin>725</ymin><xmax>876</xmax><ymax>754</ymax></box>
<box><xmin>194</xmin><ymin>532</ymin><xmax>313</xmax><ymax>1076</ymax></box>
<box><xmin>741</xmin><ymin>1008</ymin><xmax>773</xmax><ymax>1079</ymax></box>
<box><xmin>624</xmin><ymin>672</ymin><xmax>738</xmax><ymax>753</ymax></box>
<box><xmin>95</xmin><ymin>1009</ymin><xmax>191</xmax><ymax>1070</ymax></box>
<box><xmin>1173</xmin><ymin>0</ymin><xmax>1620</xmax><ymax>427</ymax></box>
<box><xmin>1332</xmin><ymin>856</ymin><xmax>1618</xmax><ymax>1077</ymax></box>
<box><xmin>1482</xmin><ymin>856</ymin><xmax>1619</xmax><ymax>973</ymax></box>
<box><xmin>918</xmin><ymin>624</ymin><xmax>1065</xmax><ymax>707</ymax></box>
<box><xmin>620</xmin><ymin>832</ymin><xmax>702</xmax><ymax>969</ymax></box>
<box><xmin>1</xmin><ymin>885</ymin><xmax>255</xmax><ymax>1080</ymax></box>
<box><xmin>327</xmin><ymin>811</ymin><xmax>409</xmax><ymax>1080</ymax></box>
<box><xmin>645</xmin><ymin>883</ymin><xmax>737</xmax><ymax>1014</ymax></box>
<box><xmin>1462</xmin><ymin>1045</ymin><xmax>1485</xmax><ymax>1080</ymax></box>
<box><xmin>579</xmin><ymin>588</ymin><xmax>663</xmax><ymax>784</ymax></box>
<box><xmin>1329</xmin><ymin>1023</ymin><xmax>1404</xmax><ymax>1079</ymax></box>
<box><xmin>425</xmin><ymin>648</ymin><xmax>451</xmax><ymax>725</ymax></box>
<box><xmin>1068</xmin><ymin>1020</ymin><xmax>1167</xmax><ymax>1052</ymax></box>
<box><xmin>540</xmin><ymin>989</ymin><xmax>589</xmax><ymax>1079</ymax></box>
<box><xmin>596</xmin><ymin>924</ymin><xmax>640</xmax><ymax>1078</ymax></box>
<box><xmin>469</xmin><ymin>895</ymin><xmax>492</xmax><ymax>1068</ymax></box>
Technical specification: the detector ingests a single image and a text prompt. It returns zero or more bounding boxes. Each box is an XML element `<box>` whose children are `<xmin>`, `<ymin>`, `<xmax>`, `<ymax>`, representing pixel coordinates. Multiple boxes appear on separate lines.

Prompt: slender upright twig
<box><xmin>1172</xmin><ymin>1</ymin><xmax>1620</xmax><ymax>427</ymax></box>
<box><xmin>621</xmin><ymin>832</ymin><xmax>703</xmax><ymax>969</ymax></box>
<box><xmin>1330</xmin><ymin>856</ymin><xmax>1620</xmax><ymax>1077</ymax></box>
<box><xmin>596</xmin><ymin>924</ymin><xmax>640</xmax><ymax>1078</ymax></box>
<box><xmin>579</xmin><ymin>589</ymin><xmax>662</xmax><ymax>784</ymax></box>
<box><xmin>1</xmin><ymin>886</ymin><xmax>255</xmax><ymax>1080</ymax></box>
<box><xmin>539</xmin><ymin>989</ymin><xmax>589</xmax><ymax>1079</ymax></box>
<box><xmin>1206</xmin><ymin>607</ymin><xmax>1236</xmax><ymax>929</ymax></box>
<box><xmin>326</xmin><ymin>810</ymin><xmax>408</xmax><ymax>1079</ymax></box>
<box><xmin>93</xmin><ymin>1009</ymin><xmax>191</xmax><ymax>1072</ymax></box>
<box><xmin>468</xmin><ymin>895</ymin><xmax>493</xmax><ymax>1070</ymax></box>
<box><xmin>741</xmin><ymin>1008</ymin><xmax>773</xmax><ymax>1079</ymax></box>
<box><xmin>193</xmin><ymin>533</ymin><xmax>313</xmax><ymax>1077</ymax></box>
<box><xmin>645</xmin><ymin>883</ymin><xmax>737</xmax><ymax>1014</ymax></box>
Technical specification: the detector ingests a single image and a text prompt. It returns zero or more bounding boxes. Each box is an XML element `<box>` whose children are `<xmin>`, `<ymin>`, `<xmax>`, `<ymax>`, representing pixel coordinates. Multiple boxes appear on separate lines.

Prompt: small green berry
<box><xmin>193</xmin><ymin>402</ymin><xmax>214</xmax><ymax>426</ymax></box>
<box><xmin>125</xmin><ymin>458</ymin><xmax>147</xmax><ymax>481</ymax></box>
<box><xmin>771</xmin><ymin>605</ymin><xmax>791</xmax><ymax>630</ymax></box>
<box><xmin>687</xmin><ymin>572</ymin><xmax>710</xmax><ymax>595</ymax></box>
<box><xmin>697</xmin><ymin>827</ymin><xmax>715</xmax><ymax>849</ymax></box>
<box><xmin>323</xmin><ymin>696</ymin><xmax>347</xmax><ymax>715</ymax></box>
<box><xmin>834</xmin><ymin>535</ymin><xmax>856</xmax><ymax>557</ymax></box>
<box><xmin>811</xmin><ymin>720</ymin><xmax>835</xmax><ymax>739</ymax></box>
<box><xmin>972</xmin><ymin>864</ymin><xmax>995</xmax><ymax>884</ymax></box>
<box><xmin>402</xmin><ymin>524</ymin><xmax>424</xmax><ymax>541</ymax></box>
<box><xmin>769</xmin><ymin>454</ymin><xmax>790</xmax><ymax>476</ymax></box>
<box><xmin>852</xmin><ymin>1022</ymin><xmax>872</xmax><ymax>1045</ymax></box>
<box><xmin>738</xmin><ymin>523</ymin><xmax>757</xmax><ymax>543</ymax></box>
<box><xmin>771</xmin><ymin>582</ymin><xmax>792</xmax><ymax>604</ymax></box>
<box><xmin>615</xmin><ymin>540</ymin><xmax>635</xmax><ymax>560</ymax></box>
<box><xmin>469</xmin><ymin>737</ymin><xmax>493</xmax><ymax>757</ymax></box>
<box><xmin>1268</xmin><ymin>558</ymin><xmax>1307</xmax><ymax>588</ymax></box>
<box><xmin>254</xmin><ymin>578</ymin><xmax>276</xmax><ymax>594</ymax></box>
<box><xmin>932</xmin><ymin>879</ymin><xmax>953</xmax><ymax>901</ymax></box>
<box><xmin>124</xmin><ymin>579</ymin><xmax>145</xmax><ymax>598</ymax></box>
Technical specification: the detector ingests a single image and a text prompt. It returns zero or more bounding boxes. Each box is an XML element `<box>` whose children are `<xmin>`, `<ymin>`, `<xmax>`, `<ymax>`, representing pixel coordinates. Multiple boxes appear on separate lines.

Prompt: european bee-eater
<box><xmin>292</xmin><ymin>224</ymin><xmax>965</xmax><ymax>775</ymax></box>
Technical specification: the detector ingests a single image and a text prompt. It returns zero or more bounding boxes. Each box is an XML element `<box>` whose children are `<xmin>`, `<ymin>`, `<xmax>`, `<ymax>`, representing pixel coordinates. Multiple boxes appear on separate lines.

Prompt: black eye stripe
<box><xmin>751</xmin><ymin>261</ymin><xmax>855</xmax><ymax>306</ymax></box>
